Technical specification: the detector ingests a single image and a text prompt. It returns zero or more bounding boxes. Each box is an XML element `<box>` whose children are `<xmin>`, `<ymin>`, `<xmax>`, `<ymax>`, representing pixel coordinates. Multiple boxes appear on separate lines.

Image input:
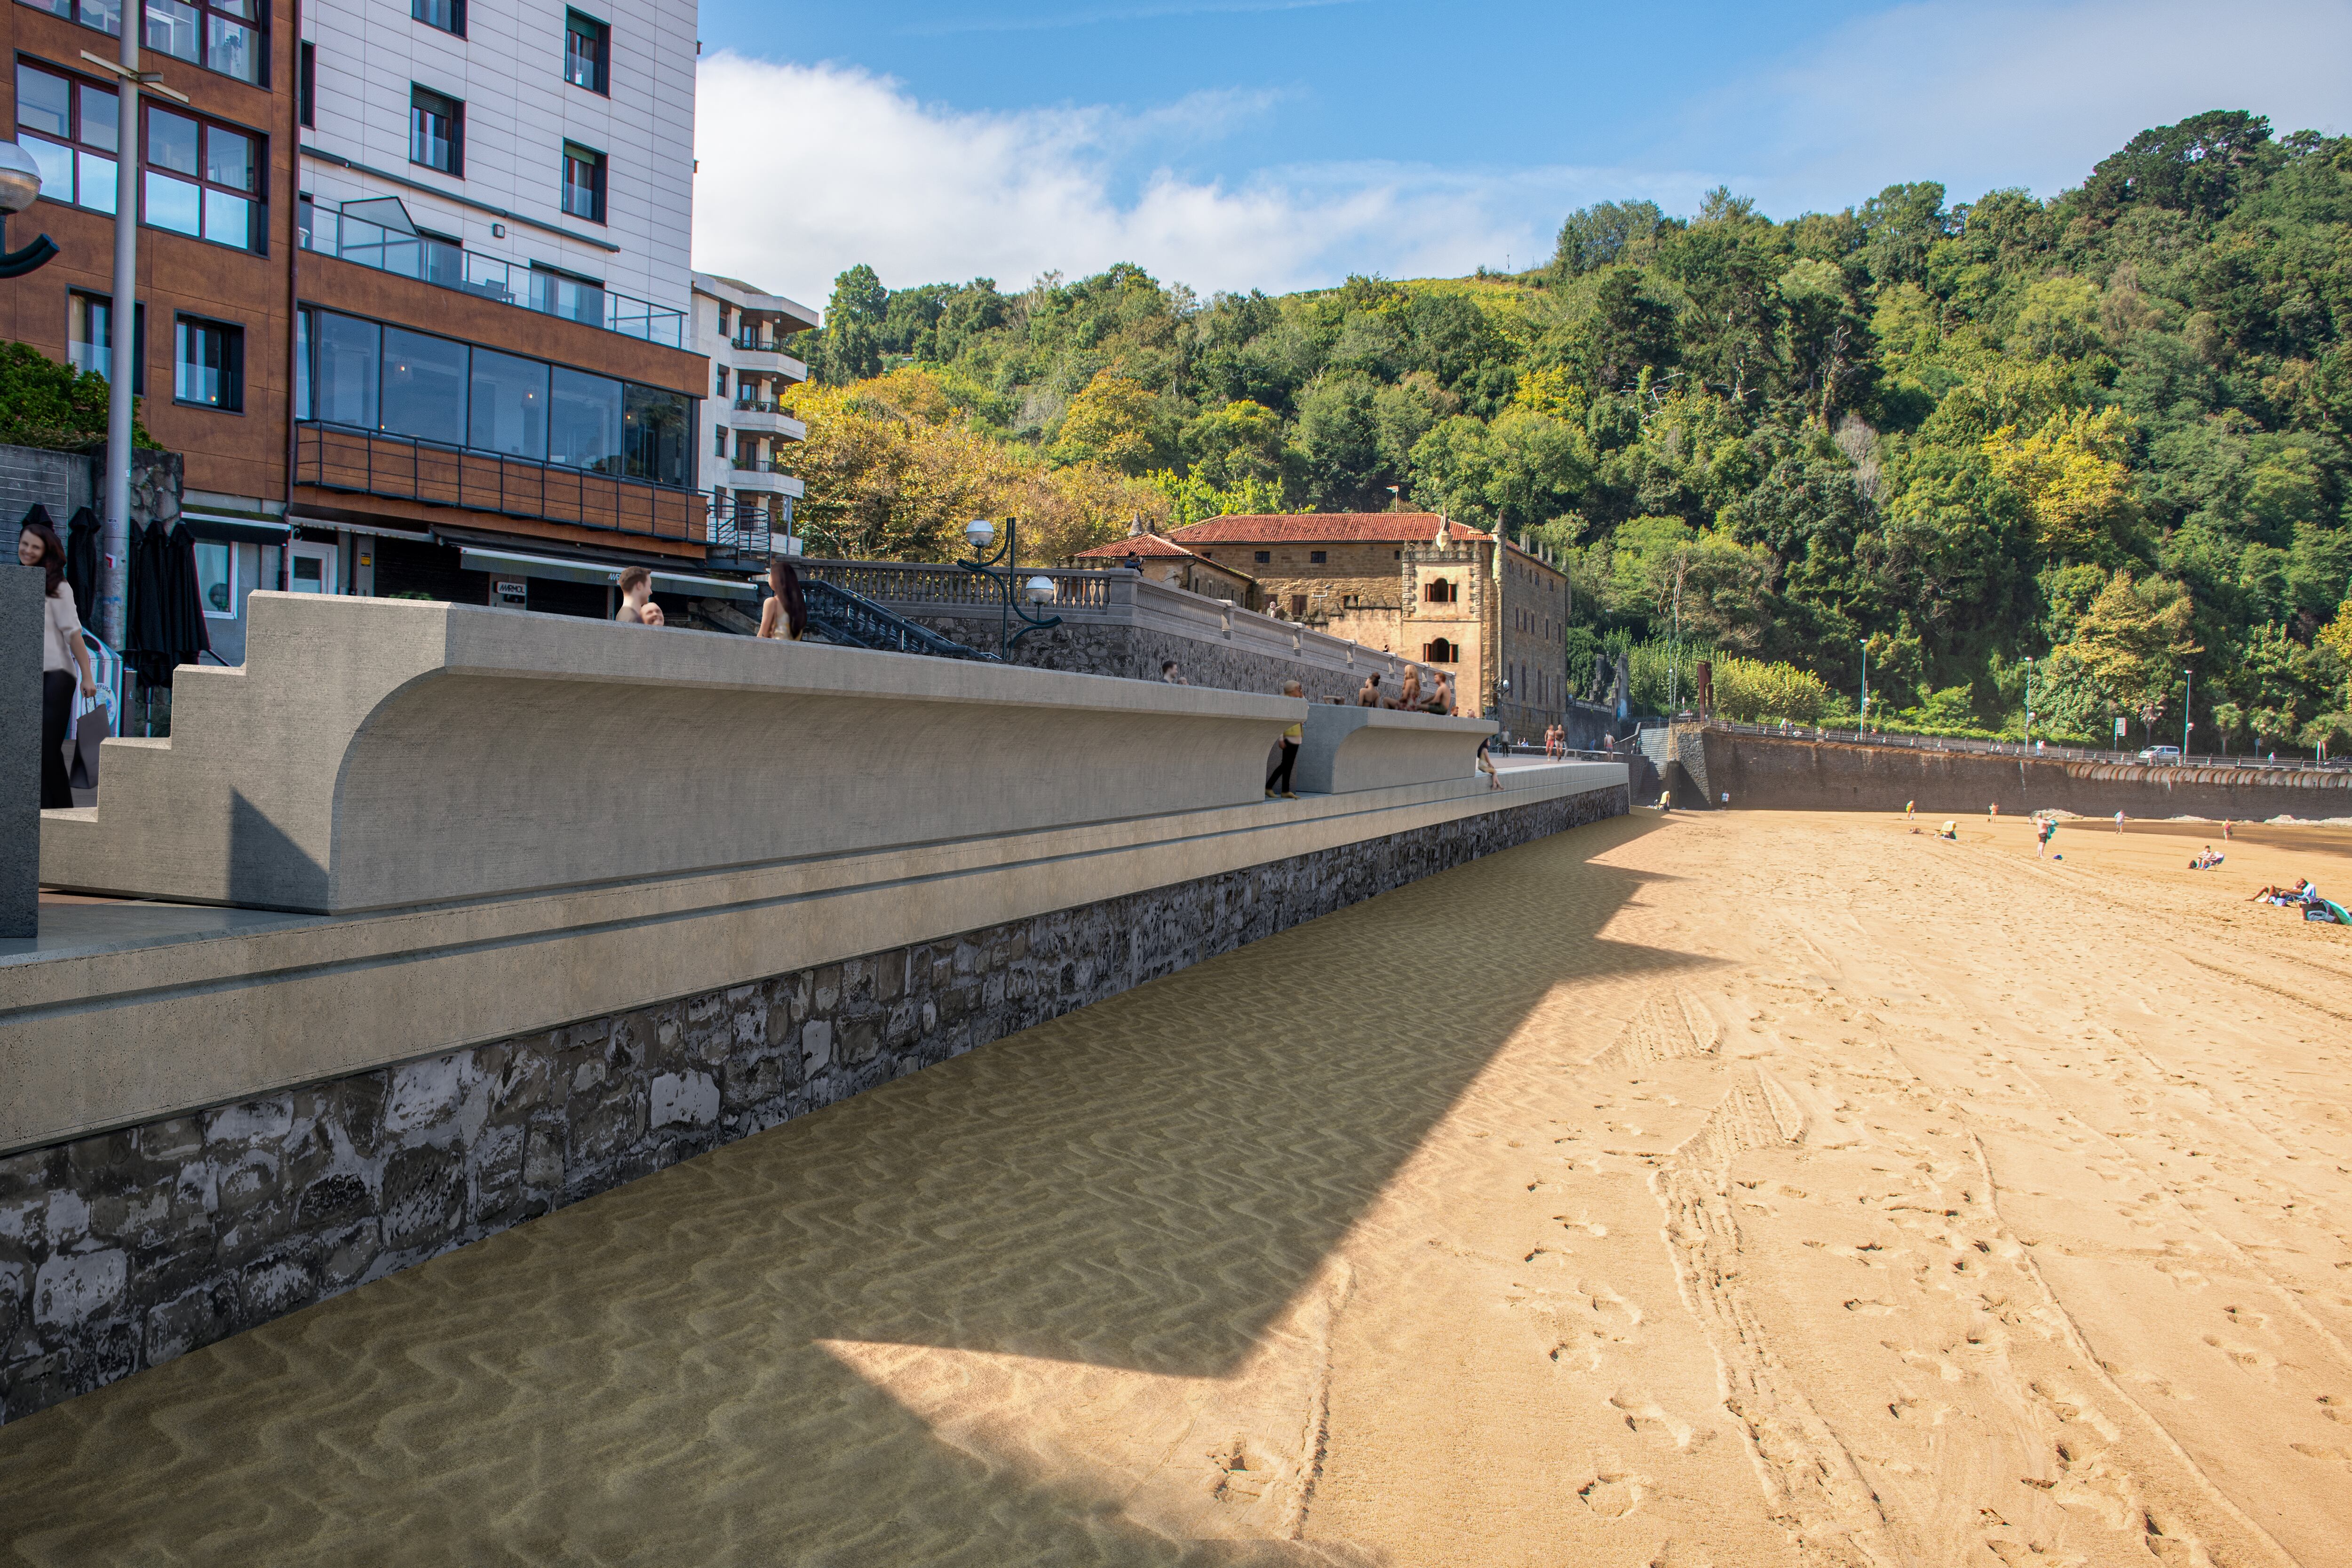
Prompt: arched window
<box><xmin>1424</xmin><ymin>578</ymin><xmax>1457</xmax><ymax>604</ymax></box>
<box><xmin>1423</xmin><ymin>638</ymin><xmax>1457</xmax><ymax>663</ymax></box>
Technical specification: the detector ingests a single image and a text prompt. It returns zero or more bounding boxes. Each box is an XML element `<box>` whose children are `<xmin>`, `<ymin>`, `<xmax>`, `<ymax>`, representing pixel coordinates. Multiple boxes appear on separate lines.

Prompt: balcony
<box><xmin>301</xmin><ymin>206</ymin><xmax>688</xmax><ymax>349</ymax></box>
<box><xmin>725</xmin><ymin>339</ymin><xmax>808</xmax><ymax>381</ymax></box>
<box><xmin>731</xmin><ymin>399</ymin><xmax>807</xmax><ymax>440</ymax></box>
<box><xmin>725</xmin><ymin>459</ymin><xmax>804</xmax><ymax>498</ymax></box>
<box><xmin>297</xmin><ymin>422</ymin><xmax>704</xmax><ymax>541</ymax></box>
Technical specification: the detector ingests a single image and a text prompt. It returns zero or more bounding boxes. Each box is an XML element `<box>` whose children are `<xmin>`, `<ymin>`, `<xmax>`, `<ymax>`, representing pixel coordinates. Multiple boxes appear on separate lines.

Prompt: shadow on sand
<box><xmin>0</xmin><ymin>812</ymin><xmax>1710</xmax><ymax>1566</ymax></box>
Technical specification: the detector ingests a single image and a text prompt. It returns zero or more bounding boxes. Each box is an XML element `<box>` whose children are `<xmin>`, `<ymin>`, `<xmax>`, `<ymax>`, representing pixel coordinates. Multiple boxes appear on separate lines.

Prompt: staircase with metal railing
<box><xmin>799</xmin><ymin>577</ymin><xmax>1001</xmax><ymax>662</ymax></box>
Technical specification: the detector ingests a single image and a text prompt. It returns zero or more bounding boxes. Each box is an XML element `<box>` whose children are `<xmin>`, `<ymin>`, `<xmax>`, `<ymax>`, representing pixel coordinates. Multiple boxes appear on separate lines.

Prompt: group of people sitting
<box><xmin>1357</xmin><ymin>668</ymin><xmax>1453</xmax><ymax>713</ymax></box>
<box><xmin>2250</xmin><ymin>877</ymin><xmax>2349</xmax><ymax>923</ymax></box>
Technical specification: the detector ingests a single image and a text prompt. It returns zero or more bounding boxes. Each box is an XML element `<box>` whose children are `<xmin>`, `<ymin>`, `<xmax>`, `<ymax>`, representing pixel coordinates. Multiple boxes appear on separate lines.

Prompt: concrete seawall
<box><xmin>1688</xmin><ymin>726</ymin><xmax>2352</xmax><ymax>820</ymax></box>
<box><xmin>1</xmin><ymin>595</ymin><xmax>1628</xmax><ymax>1419</ymax></box>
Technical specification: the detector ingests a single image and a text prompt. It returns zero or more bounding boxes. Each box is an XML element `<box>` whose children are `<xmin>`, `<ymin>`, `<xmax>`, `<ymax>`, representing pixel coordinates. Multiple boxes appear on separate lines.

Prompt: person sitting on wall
<box><xmin>756</xmin><ymin>558</ymin><xmax>807</xmax><ymax>641</ymax></box>
<box><xmin>1426</xmin><ymin>672</ymin><xmax>1454</xmax><ymax>715</ymax></box>
<box><xmin>615</xmin><ymin>566</ymin><xmax>665</xmax><ymax>626</ymax></box>
<box><xmin>1396</xmin><ymin>667</ymin><xmax>1422</xmax><ymax>711</ymax></box>
<box><xmin>1161</xmin><ymin>661</ymin><xmax>1190</xmax><ymax>685</ymax></box>
<box><xmin>1357</xmin><ymin>673</ymin><xmax>1383</xmax><ymax>707</ymax></box>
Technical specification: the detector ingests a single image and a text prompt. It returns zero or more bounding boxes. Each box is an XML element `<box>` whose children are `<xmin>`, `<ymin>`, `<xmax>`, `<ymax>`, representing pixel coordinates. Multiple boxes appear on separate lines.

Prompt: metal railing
<box><xmin>301</xmin><ymin>207</ymin><xmax>688</xmax><ymax>348</ymax></box>
<box><xmin>728</xmin><ymin>457</ymin><xmax>797</xmax><ymax>476</ymax></box>
<box><xmin>1652</xmin><ymin>716</ymin><xmax>2352</xmax><ymax>772</ymax></box>
<box><xmin>800</xmin><ymin>578</ymin><xmax>998</xmax><ymax>662</ymax></box>
<box><xmin>296</xmin><ymin>422</ymin><xmax>703</xmax><ymax>541</ymax></box>
<box><xmin>730</xmin><ymin>334</ymin><xmax>798</xmax><ymax>353</ymax></box>
<box><xmin>795</xmin><ymin>559</ymin><xmax>1118</xmax><ymax>610</ymax></box>
<box><xmin>707</xmin><ymin>493</ymin><xmax>775</xmax><ymax>560</ymax></box>
<box><xmin>732</xmin><ymin>398</ymin><xmax>797</xmax><ymax>417</ymax></box>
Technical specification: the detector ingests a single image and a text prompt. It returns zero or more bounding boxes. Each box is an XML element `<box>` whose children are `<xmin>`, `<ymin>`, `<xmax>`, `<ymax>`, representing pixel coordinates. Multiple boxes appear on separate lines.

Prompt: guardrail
<box><xmin>788</xmin><ymin>561</ymin><xmax>1410</xmax><ymax>685</ymax></box>
<box><xmin>301</xmin><ymin>208</ymin><xmax>687</xmax><ymax>348</ymax></box>
<box><xmin>297</xmin><ymin>422</ymin><xmax>703</xmax><ymax>541</ymax></box>
<box><xmin>1652</xmin><ymin>716</ymin><xmax>2351</xmax><ymax>773</ymax></box>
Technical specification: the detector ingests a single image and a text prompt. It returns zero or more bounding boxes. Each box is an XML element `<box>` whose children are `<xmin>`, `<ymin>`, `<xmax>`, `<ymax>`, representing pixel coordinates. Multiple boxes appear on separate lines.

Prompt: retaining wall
<box><xmin>1691</xmin><ymin>727</ymin><xmax>2352</xmax><ymax>820</ymax></box>
<box><xmin>0</xmin><ymin>786</ymin><xmax>1621</xmax><ymax>1422</ymax></box>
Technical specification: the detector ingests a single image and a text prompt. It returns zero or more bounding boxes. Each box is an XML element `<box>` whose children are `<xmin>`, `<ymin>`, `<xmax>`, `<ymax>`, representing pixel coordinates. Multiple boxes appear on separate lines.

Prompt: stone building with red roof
<box><xmin>1066</xmin><ymin>532</ymin><xmax>1257</xmax><ymax>604</ymax></box>
<box><xmin>1146</xmin><ymin>512</ymin><xmax>1571</xmax><ymax>738</ymax></box>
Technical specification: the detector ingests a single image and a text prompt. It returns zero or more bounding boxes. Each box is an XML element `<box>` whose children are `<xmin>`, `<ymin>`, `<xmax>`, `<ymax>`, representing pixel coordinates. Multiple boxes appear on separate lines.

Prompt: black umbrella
<box><xmin>63</xmin><ymin>506</ymin><xmax>99</xmax><ymax>629</ymax></box>
<box><xmin>125</xmin><ymin>520</ymin><xmax>211</xmax><ymax>692</ymax></box>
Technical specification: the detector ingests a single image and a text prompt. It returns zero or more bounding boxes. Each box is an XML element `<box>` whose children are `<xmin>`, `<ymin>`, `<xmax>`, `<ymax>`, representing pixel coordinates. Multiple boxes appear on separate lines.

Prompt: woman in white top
<box><xmin>20</xmin><ymin>517</ymin><xmax>97</xmax><ymax>808</ymax></box>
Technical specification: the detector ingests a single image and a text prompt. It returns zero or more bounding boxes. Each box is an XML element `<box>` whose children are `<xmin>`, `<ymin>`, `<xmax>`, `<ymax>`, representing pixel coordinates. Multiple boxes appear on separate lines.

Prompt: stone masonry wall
<box><xmin>0</xmin><ymin>783</ymin><xmax>1628</xmax><ymax>1422</ymax></box>
<box><xmin>903</xmin><ymin>613</ymin><xmax>1379</xmax><ymax>706</ymax></box>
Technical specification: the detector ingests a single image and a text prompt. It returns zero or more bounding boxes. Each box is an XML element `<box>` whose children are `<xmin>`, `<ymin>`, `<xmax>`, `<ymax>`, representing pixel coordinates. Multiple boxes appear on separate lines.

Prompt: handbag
<box><xmin>67</xmin><ymin>701</ymin><xmax>109</xmax><ymax>794</ymax></box>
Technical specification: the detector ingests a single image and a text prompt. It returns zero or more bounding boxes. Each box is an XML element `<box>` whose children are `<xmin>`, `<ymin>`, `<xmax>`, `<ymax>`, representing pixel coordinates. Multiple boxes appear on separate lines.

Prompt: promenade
<box><xmin>4</xmin><ymin>811</ymin><xmax>2350</xmax><ymax>1566</ymax></box>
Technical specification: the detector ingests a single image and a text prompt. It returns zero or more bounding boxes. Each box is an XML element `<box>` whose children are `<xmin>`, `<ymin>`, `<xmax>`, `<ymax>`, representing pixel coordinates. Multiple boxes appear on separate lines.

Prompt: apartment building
<box><xmin>691</xmin><ymin>269</ymin><xmax>813</xmax><ymax>563</ymax></box>
<box><xmin>5</xmin><ymin>0</ymin><xmax>725</xmax><ymax>648</ymax></box>
<box><xmin>1161</xmin><ymin>513</ymin><xmax>1572</xmax><ymax>737</ymax></box>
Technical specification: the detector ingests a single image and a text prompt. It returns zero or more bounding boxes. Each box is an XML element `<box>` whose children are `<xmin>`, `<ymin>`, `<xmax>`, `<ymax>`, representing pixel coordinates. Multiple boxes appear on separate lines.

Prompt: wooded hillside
<box><xmin>784</xmin><ymin>110</ymin><xmax>2352</xmax><ymax>752</ymax></box>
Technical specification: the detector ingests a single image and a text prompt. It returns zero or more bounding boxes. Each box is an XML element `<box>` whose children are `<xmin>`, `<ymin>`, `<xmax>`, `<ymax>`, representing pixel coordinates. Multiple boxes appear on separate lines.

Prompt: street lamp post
<box><xmin>958</xmin><ymin>516</ymin><xmax>1063</xmax><ymax>656</ymax></box>
<box><xmin>1858</xmin><ymin>638</ymin><xmax>1868</xmax><ymax>733</ymax></box>
<box><xmin>2182</xmin><ymin>667</ymin><xmax>2193</xmax><ymax>758</ymax></box>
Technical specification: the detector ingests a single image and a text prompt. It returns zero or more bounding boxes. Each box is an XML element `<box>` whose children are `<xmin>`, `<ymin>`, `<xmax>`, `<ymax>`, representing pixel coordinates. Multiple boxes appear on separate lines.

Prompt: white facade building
<box><xmin>692</xmin><ymin>271</ymin><xmax>816</xmax><ymax>559</ymax></box>
<box><xmin>300</xmin><ymin>0</ymin><xmax>697</xmax><ymax>339</ymax></box>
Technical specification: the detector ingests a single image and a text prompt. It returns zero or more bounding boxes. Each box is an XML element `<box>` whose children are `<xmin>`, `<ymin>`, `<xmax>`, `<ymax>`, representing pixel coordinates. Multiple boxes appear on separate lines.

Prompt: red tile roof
<box><xmin>1168</xmin><ymin>513</ymin><xmax>1486</xmax><ymax>545</ymax></box>
<box><xmin>1072</xmin><ymin>532</ymin><xmax>1208</xmax><ymax>559</ymax></box>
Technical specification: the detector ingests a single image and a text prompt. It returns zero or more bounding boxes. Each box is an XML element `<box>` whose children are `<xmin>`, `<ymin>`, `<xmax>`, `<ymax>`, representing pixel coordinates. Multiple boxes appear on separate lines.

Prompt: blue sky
<box><xmin>689</xmin><ymin>0</ymin><xmax>2352</xmax><ymax>308</ymax></box>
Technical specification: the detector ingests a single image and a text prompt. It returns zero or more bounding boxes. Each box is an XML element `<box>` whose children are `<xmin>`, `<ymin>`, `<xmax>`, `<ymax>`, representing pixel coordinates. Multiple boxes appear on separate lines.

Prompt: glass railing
<box><xmin>732</xmin><ymin>398</ymin><xmax>796</xmax><ymax>416</ymax></box>
<box><xmin>299</xmin><ymin>207</ymin><xmax>687</xmax><ymax>348</ymax></box>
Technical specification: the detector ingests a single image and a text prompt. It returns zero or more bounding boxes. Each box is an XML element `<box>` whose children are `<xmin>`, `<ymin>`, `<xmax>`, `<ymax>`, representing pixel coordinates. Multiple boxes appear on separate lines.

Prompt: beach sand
<box><xmin>3</xmin><ymin>809</ymin><xmax>2350</xmax><ymax>1566</ymax></box>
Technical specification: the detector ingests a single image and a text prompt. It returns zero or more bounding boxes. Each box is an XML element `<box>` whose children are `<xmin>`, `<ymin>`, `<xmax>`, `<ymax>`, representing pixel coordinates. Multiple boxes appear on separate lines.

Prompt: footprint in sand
<box><xmin>1574</xmin><ymin>1467</ymin><xmax>1649</xmax><ymax>1519</ymax></box>
<box><xmin>2288</xmin><ymin>1442</ymin><xmax>2352</xmax><ymax>1469</ymax></box>
<box><xmin>1605</xmin><ymin>1392</ymin><xmax>1714</xmax><ymax>1451</ymax></box>
<box><xmin>2202</xmin><ymin>1334</ymin><xmax>2280</xmax><ymax>1380</ymax></box>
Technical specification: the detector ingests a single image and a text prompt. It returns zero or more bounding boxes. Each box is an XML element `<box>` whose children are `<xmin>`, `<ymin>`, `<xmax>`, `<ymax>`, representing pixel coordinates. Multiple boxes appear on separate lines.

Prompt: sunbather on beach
<box><xmin>2249</xmin><ymin>879</ymin><xmax>2314</xmax><ymax>904</ymax></box>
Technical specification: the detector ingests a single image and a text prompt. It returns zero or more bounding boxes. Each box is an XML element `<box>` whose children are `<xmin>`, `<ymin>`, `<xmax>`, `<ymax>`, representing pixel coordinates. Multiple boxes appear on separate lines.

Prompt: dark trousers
<box><xmin>41</xmin><ymin>669</ymin><xmax>74</xmax><ymax>808</ymax></box>
<box><xmin>1266</xmin><ymin>739</ymin><xmax>1298</xmax><ymax>794</ymax></box>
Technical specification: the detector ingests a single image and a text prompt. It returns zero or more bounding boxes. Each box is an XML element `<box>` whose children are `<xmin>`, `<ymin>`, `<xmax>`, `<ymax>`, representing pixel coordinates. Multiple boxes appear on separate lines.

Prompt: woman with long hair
<box><xmin>757</xmin><ymin>557</ymin><xmax>808</xmax><ymax>641</ymax></box>
<box><xmin>19</xmin><ymin>515</ymin><xmax>98</xmax><ymax>807</ymax></box>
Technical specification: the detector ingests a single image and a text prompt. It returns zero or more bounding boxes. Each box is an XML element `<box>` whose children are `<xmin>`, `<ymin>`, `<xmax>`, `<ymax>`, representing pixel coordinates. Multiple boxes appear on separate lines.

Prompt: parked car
<box><xmin>2137</xmin><ymin>745</ymin><xmax>2183</xmax><ymax>763</ymax></box>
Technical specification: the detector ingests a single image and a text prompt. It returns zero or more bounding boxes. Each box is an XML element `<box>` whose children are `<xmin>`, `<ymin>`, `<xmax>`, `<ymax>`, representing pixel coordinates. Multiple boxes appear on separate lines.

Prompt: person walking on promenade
<box><xmin>616</xmin><ymin>567</ymin><xmax>666</xmax><ymax>626</ymax></box>
<box><xmin>1161</xmin><ymin>660</ymin><xmax>1189</xmax><ymax>685</ymax></box>
<box><xmin>757</xmin><ymin>558</ymin><xmax>808</xmax><ymax>640</ymax></box>
<box><xmin>1357</xmin><ymin>673</ymin><xmax>1383</xmax><ymax>707</ymax></box>
<box><xmin>1477</xmin><ymin>732</ymin><xmax>1501</xmax><ymax>789</ymax></box>
<box><xmin>21</xmin><ymin>516</ymin><xmax>97</xmax><ymax>809</ymax></box>
<box><xmin>1267</xmin><ymin>680</ymin><xmax>1303</xmax><ymax>798</ymax></box>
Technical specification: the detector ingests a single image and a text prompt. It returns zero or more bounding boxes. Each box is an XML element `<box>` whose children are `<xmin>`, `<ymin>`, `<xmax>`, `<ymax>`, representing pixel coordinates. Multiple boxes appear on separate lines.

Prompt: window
<box><xmin>713</xmin><ymin>425</ymin><xmax>727</xmax><ymax>456</ymax></box>
<box><xmin>561</xmin><ymin>142</ymin><xmax>604</xmax><ymax>222</ymax></box>
<box><xmin>1309</xmin><ymin>549</ymin><xmax>1326</xmax><ymax>564</ymax></box>
<box><xmin>468</xmin><ymin>348</ymin><xmax>548</xmax><ymax>458</ymax></box>
<box><xmin>298</xmin><ymin>307</ymin><xmax>697</xmax><ymax>486</ymax></box>
<box><xmin>380</xmin><ymin>326</ymin><xmax>467</xmax><ymax>444</ymax></box>
<box><xmin>298</xmin><ymin>40</ymin><xmax>314</xmax><ymax>127</ymax></box>
<box><xmin>411</xmin><ymin>0</ymin><xmax>461</xmax><ymax>34</ymax></box>
<box><xmin>1424</xmin><ymin>639</ymin><xmax>1457</xmax><ymax>664</ymax></box>
<box><xmin>563</xmin><ymin>10</ymin><xmax>608</xmax><ymax>93</ymax></box>
<box><xmin>1254</xmin><ymin>550</ymin><xmax>1270</xmax><ymax>565</ymax></box>
<box><xmin>68</xmin><ymin>291</ymin><xmax>145</xmax><ymax>391</ymax></box>
<box><xmin>623</xmin><ymin>383</ymin><xmax>691</xmax><ymax>486</ymax></box>
<box><xmin>174</xmin><ymin>315</ymin><xmax>242</xmax><ymax>410</ymax></box>
<box><xmin>15</xmin><ymin>64</ymin><xmax>119</xmax><ymax>215</ymax></box>
<box><xmin>143</xmin><ymin>106</ymin><xmax>260</xmax><ymax>249</ymax></box>
<box><xmin>1425</xmin><ymin>578</ymin><xmax>1457</xmax><ymax>604</ymax></box>
<box><xmin>23</xmin><ymin>0</ymin><xmax>266</xmax><ymax>81</ymax></box>
<box><xmin>409</xmin><ymin>86</ymin><xmax>461</xmax><ymax>175</ymax></box>
<box><xmin>194</xmin><ymin>540</ymin><xmax>236</xmax><ymax>617</ymax></box>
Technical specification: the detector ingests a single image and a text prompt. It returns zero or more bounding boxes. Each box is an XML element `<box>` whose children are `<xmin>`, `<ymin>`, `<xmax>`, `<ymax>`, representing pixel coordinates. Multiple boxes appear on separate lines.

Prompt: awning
<box><xmin>182</xmin><ymin>512</ymin><xmax>291</xmax><ymax>546</ymax></box>
<box><xmin>288</xmin><ymin>515</ymin><xmax>436</xmax><ymax>541</ymax></box>
<box><xmin>456</xmin><ymin>546</ymin><xmax>759</xmax><ymax>601</ymax></box>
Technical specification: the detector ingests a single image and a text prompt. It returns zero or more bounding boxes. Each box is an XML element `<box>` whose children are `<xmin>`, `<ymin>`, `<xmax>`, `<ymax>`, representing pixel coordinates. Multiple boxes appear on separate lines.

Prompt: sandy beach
<box><xmin>4</xmin><ymin>808</ymin><xmax>2350</xmax><ymax>1566</ymax></box>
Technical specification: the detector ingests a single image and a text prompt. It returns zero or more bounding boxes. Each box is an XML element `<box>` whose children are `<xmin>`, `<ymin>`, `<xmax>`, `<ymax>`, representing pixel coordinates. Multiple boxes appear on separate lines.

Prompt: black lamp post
<box><xmin>0</xmin><ymin>141</ymin><xmax>61</xmax><ymax>277</ymax></box>
<box><xmin>958</xmin><ymin>516</ymin><xmax>1063</xmax><ymax>655</ymax></box>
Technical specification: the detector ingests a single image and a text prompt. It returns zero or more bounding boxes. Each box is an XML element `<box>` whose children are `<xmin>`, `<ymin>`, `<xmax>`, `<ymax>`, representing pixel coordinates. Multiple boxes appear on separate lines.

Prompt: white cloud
<box><xmin>1692</xmin><ymin>0</ymin><xmax>2352</xmax><ymax>213</ymax></box>
<box><xmin>690</xmin><ymin>54</ymin><xmax>1698</xmax><ymax>307</ymax></box>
